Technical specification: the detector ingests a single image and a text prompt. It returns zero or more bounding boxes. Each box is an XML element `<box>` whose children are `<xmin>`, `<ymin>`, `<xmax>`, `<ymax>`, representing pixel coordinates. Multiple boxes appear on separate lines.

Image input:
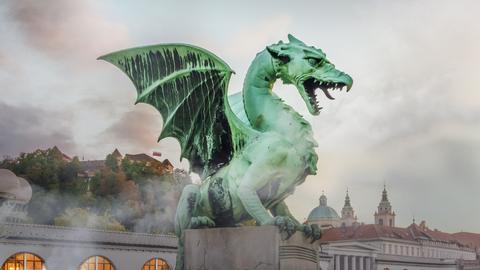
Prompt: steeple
<box><xmin>374</xmin><ymin>185</ymin><xmax>396</xmax><ymax>227</ymax></box>
<box><xmin>319</xmin><ymin>190</ymin><xmax>327</xmax><ymax>207</ymax></box>
<box><xmin>381</xmin><ymin>184</ymin><xmax>388</xmax><ymax>202</ymax></box>
<box><xmin>344</xmin><ymin>189</ymin><xmax>351</xmax><ymax>207</ymax></box>
<box><xmin>341</xmin><ymin>188</ymin><xmax>357</xmax><ymax>227</ymax></box>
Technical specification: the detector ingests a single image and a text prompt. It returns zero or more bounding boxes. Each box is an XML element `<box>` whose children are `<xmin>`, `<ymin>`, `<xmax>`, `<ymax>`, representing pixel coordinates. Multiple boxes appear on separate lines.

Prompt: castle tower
<box><xmin>341</xmin><ymin>189</ymin><xmax>357</xmax><ymax>227</ymax></box>
<box><xmin>111</xmin><ymin>148</ymin><xmax>123</xmax><ymax>166</ymax></box>
<box><xmin>374</xmin><ymin>185</ymin><xmax>396</xmax><ymax>227</ymax></box>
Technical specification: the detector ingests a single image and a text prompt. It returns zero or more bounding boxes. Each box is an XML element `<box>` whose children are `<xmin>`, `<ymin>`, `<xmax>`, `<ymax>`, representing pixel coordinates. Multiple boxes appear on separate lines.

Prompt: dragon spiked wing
<box><xmin>99</xmin><ymin>44</ymin><xmax>253</xmax><ymax>179</ymax></box>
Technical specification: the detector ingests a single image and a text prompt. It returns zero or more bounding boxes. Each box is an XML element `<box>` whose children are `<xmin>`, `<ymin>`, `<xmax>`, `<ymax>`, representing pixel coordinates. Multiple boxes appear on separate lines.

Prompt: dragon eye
<box><xmin>308</xmin><ymin>58</ymin><xmax>321</xmax><ymax>67</ymax></box>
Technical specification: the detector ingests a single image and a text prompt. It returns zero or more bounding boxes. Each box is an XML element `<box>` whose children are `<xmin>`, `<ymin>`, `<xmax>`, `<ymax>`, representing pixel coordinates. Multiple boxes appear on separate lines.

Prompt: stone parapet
<box><xmin>185</xmin><ymin>226</ymin><xmax>319</xmax><ymax>270</ymax></box>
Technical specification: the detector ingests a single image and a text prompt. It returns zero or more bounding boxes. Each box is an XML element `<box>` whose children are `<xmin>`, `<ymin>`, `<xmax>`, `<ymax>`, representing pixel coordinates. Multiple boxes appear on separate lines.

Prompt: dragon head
<box><xmin>266</xmin><ymin>34</ymin><xmax>353</xmax><ymax>115</ymax></box>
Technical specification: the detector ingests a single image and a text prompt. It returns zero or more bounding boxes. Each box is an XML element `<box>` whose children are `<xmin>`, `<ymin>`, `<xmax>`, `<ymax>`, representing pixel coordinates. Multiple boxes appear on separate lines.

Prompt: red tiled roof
<box><xmin>321</xmin><ymin>224</ymin><xmax>415</xmax><ymax>242</ymax></box>
<box><xmin>452</xmin><ymin>232</ymin><xmax>480</xmax><ymax>249</ymax></box>
<box><xmin>321</xmin><ymin>223</ymin><xmax>473</xmax><ymax>246</ymax></box>
<box><xmin>162</xmin><ymin>159</ymin><xmax>173</xmax><ymax>168</ymax></box>
<box><xmin>79</xmin><ymin>160</ymin><xmax>105</xmax><ymax>171</ymax></box>
<box><xmin>125</xmin><ymin>153</ymin><xmax>158</xmax><ymax>163</ymax></box>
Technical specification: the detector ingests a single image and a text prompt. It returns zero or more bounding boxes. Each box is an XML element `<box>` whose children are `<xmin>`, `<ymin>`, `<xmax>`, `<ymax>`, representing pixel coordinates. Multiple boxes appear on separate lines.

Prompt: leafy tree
<box><xmin>54</xmin><ymin>207</ymin><xmax>126</xmax><ymax>231</ymax></box>
<box><xmin>105</xmin><ymin>153</ymin><xmax>119</xmax><ymax>172</ymax></box>
<box><xmin>1</xmin><ymin>146</ymin><xmax>194</xmax><ymax>233</ymax></box>
<box><xmin>59</xmin><ymin>156</ymin><xmax>83</xmax><ymax>194</ymax></box>
<box><xmin>121</xmin><ymin>159</ymin><xmax>156</xmax><ymax>186</ymax></box>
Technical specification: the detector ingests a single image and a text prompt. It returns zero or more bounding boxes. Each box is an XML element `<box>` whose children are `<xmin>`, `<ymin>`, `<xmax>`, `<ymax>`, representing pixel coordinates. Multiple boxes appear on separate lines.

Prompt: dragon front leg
<box><xmin>271</xmin><ymin>201</ymin><xmax>322</xmax><ymax>242</ymax></box>
<box><xmin>237</xmin><ymin>140</ymin><xmax>309</xmax><ymax>239</ymax></box>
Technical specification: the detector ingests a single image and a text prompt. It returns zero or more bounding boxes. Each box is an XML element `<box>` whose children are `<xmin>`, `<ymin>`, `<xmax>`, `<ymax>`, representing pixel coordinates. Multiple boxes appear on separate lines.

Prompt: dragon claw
<box><xmin>269</xmin><ymin>216</ymin><xmax>297</xmax><ymax>239</ymax></box>
<box><xmin>191</xmin><ymin>216</ymin><xmax>216</xmax><ymax>229</ymax></box>
<box><xmin>300</xmin><ymin>224</ymin><xmax>321</xmax><ymax>243</ymax></box>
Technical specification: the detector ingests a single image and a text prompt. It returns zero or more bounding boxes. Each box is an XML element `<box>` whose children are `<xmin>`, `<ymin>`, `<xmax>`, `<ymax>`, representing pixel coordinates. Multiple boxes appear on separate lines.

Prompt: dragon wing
<box><xmin>99</xmin><ymin>44</ymin><xmax>256</xmax><ymax>179</ymax></box>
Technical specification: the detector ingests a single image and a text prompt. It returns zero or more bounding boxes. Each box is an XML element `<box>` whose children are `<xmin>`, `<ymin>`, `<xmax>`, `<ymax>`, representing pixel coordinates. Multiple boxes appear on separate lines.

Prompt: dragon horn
<box><xmin>287</xmin><ymin>34</ymin><xmax>305</xmax><ymax>45</ymax></box>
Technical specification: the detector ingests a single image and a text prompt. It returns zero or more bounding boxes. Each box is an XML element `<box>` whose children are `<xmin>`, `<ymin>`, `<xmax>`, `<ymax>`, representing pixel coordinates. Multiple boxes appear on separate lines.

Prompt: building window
<box><xmin>79</xmin><ymin>256</ymin><xmax>115</xmax><ymax>270</ymax></box>
<box><xmin>2</xmin><ymin>252</ymin><xmax>46</xmax><ymax>270</ymax></box>
<box><xmin>141</xmin><ymin>258</ymin><xmax>170</xmax><ymax>270</ymax></box>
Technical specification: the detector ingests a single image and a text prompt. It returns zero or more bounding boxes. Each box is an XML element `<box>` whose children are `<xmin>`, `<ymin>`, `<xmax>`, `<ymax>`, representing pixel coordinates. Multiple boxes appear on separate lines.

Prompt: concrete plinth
<box><xmin>185</xmin><ymin>226</ymin><xmax>318</xmax><ymax>270</ymax></box>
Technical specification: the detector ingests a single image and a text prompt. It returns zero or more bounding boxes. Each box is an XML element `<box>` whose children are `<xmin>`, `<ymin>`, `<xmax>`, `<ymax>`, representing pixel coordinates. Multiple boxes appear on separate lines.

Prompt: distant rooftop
<box><xmin>0</xmin><ymin>222</ymin><xmax>177</xmax><ymax>248</ymax></box>
<box><xmin>321</xmin><ymin>223</ymin><xmax>476</xmax><ymax>251</ymax></box>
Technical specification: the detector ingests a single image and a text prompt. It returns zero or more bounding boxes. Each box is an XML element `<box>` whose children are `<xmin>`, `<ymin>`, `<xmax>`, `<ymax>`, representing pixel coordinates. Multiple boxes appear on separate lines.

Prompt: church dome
<box><xmin>307</xmin><ymin>193</ymin><xmax>340</xmax><ymax>221</ymax></box>
<box><xmin>0</xmin><ymin>169</ymin><xmax>20</xmax><ymax>198</ymax></box>
<box><xmin>307</xmin><ymin>206</ymin><xmax>340</xmax><ymax>221</ymax></box>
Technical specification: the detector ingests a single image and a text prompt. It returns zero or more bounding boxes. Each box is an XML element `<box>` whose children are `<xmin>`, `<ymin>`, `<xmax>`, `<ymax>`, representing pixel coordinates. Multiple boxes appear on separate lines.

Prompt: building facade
<box><xmin>307</xmin><ymin>187</ymin><xmax>480</xmax><ymax>270</ymax></box>
<box><xmin>0</xmin><ymin>222</ymin><xmax>177</xmax><ymax>270</ymax></box>
<box><xmin>0</xmin><ymin>169</ymin><xmax>32</xmax><ymax>224</ymax></box>
<box><xmin>318</xmin><ymin>223</ymin><xmax>478</xmax><ymax>270</ymax></box>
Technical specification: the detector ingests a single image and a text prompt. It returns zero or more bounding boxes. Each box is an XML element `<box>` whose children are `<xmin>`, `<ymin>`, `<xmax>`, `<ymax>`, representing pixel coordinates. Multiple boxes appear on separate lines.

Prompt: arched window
<box><xmin>141</xmin><ymin>258</ymin><xmax>170</xmax><ymax>270</ymax></box>
<box><xmin>2</xmin><ymin>252</ymin><xmax>46</xmax><ymax>270</ymax></box>
<box><xmin>79</xmin><ymin>256</ymin><xmax>115</xmax><ymax>270</ymax></box>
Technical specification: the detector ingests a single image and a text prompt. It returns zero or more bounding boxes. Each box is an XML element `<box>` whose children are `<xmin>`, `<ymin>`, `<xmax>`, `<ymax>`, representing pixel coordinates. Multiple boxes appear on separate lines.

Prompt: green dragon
<box><xmin>99</xmin><ymin>34</ymin><xmax>352</xmax><ymax>269</ymax></box>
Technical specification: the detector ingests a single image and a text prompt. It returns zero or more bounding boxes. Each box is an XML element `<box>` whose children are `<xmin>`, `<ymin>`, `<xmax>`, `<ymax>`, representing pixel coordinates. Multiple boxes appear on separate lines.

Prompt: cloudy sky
<box><xmin>1</xmin><ymin>0</ymin><xmax>479</xmax><ymax>232</ymax></box>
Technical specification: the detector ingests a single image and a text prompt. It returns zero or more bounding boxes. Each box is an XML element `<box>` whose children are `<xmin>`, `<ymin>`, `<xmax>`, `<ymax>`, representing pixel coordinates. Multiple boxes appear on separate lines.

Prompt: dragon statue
<box><xmin>99</xmin><ymin>34</ymin><xmax>353</xmax><ymax>269</ymax></box>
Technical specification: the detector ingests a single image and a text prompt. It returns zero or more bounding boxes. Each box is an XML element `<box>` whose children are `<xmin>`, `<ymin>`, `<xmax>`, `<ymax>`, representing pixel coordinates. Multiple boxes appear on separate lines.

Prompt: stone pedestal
<box><xmin>184</xmin><ymin>226</ymin><xmax>319</xmax><ymax>270</ymax></box>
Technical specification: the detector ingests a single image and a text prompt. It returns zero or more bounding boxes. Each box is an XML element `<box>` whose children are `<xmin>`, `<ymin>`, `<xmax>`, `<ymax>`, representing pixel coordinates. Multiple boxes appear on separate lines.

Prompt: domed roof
<box><xmin>307</xmin><ymin>193</ymin><xmax>340</xmax><ymax>221</ymax></box>
<box><xmin>13</xmin><ymin>177</ymin><xmax>32</xmax><ymax>203</ymax></box>
<box><xmin>0</xmin><ymin>169</ymin><xmax>32</xmax><ymax>203</ymax></box>
<box><xmin>307</xmin><ymin>205</ymin><xmax>340</xmax><ymax>221</ymax></box>
<box><xmin>0</xmin><ymin>169</ymin><xmax>20</xmax><ymax>198</ymax></box>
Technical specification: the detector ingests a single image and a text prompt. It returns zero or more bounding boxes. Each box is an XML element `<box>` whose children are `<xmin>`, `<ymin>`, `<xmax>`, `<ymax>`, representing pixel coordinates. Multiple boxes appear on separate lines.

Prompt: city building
<box><xmin>307</xmin><ymin>187</ymin><xmax>480</xmax><ymax>270</ymax></box>
<box><xmin>0</xmin><ymin>222</ymin><xmax>176</xmax><ymax>270</ymax></box>
<box><xmin>0</xmin><ymin>169</ymin><xmax>32</xmax><ymax>223</ymax></box>
<box><xmin>307</xmin><ymin>191</ymin><xmax>342</xmax><ymax>229</ymax></box>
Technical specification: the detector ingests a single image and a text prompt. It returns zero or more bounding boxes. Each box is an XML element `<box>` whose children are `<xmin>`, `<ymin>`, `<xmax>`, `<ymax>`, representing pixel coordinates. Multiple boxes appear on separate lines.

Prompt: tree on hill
<box><xmin>54</xmin><ymin>207</ymin><xmax>126</xmax><ymax>231</ymax></box>
<box><xmin>0</xmin><ymin>147</ymin><xmax>193</xmax><ymax>233</ymax></box>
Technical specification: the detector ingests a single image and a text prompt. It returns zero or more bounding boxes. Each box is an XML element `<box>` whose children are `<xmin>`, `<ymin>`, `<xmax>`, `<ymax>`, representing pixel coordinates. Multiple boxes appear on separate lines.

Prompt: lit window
<box><xmin>2</xmin><ymin>252</ymin><xmax>46</xmax><ymax>270</ymax></box>
<box><xmin>141</xmin><ymin>258</ymin><xmax>170</xmax><ymax>270</ymax></box>
<box><xmin>79</xmin><ymin>256</ymin><xmax>115</xmax><ymax>270</ymax></box>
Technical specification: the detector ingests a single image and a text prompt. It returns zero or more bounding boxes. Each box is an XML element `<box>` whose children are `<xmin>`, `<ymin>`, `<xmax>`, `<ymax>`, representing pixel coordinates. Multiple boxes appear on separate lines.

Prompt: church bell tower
<box><xmin>374</xmin><ymin>185</ymin><xmax>396</xmax><ymax>227</ymax></box>
<box><xmin>341</xmin><ymin>189</ymin><xmax>357</xmax><ymax>227</ymax></box>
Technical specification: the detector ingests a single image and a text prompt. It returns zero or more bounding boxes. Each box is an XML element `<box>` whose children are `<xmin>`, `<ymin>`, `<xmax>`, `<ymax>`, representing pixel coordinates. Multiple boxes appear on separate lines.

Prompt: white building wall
<box><xmin>370</xmin><ymin>239</ymin><xmax>476</xmax><ymax>261</ymax></box>
<box><xmin>376</xmin><ymin>261</ymin><xmax>456</xmax><ymax>270</ymax></box>
<box><xmin>0</xmin><ymin>241</ymin><xmax>177</xmax><ymax>270</ymax></box>
<box><xmin>0</xmin><ymin>223</ymin><xmax>177</xmax><ymax>270</ymax></box>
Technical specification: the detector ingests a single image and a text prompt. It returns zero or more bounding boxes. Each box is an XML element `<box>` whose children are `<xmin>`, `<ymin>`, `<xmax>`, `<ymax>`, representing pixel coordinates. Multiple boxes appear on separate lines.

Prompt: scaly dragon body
<box><xmin>100</xmin><ymin>35</ymin><xmax>353</xmax><ymax>270</ymax></box>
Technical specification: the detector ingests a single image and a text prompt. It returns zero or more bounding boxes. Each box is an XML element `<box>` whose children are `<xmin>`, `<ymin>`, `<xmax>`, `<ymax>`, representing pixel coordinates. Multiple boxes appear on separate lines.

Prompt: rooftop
<box><xmin>321</xmin><ymin>223</ymin><xmax>476</xmax><ymax>250</ymax></box>
<box><xmin>0</xmin><ymin>222</ymin><xmax>177</xmax><ymax>248</ymax></box>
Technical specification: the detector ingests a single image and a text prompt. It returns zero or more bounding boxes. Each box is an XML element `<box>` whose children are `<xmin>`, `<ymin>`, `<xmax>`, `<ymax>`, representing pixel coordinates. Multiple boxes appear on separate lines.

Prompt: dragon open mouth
<box><xmin>302</xmin><ymin>77</ymin><xmax>348</xmax><ymax>114</ymax></box>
